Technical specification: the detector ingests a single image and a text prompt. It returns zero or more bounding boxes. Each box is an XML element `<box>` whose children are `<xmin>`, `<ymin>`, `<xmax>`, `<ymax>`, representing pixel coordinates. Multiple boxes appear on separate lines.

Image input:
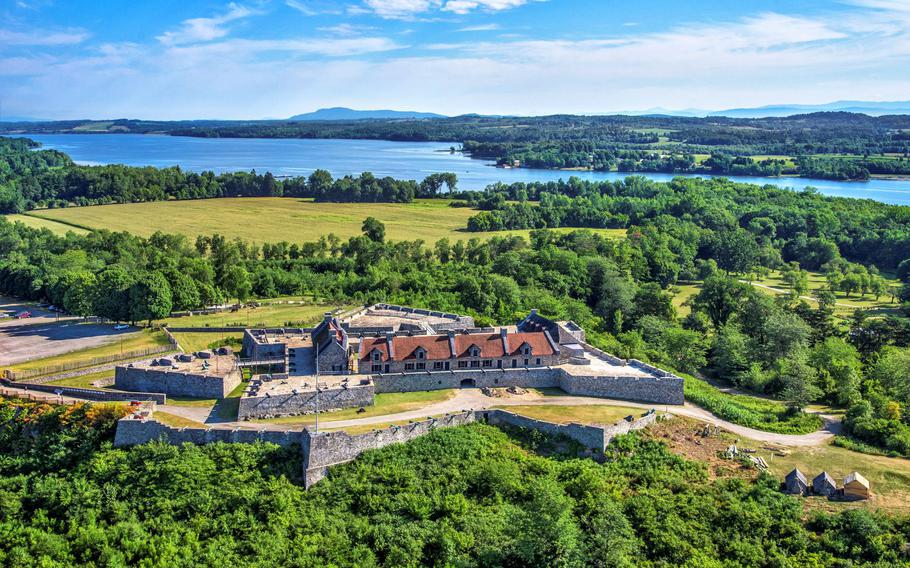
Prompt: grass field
<box><xmin>493</xmin><ymin>404</ymin><xmax>648</xmax><ymax>425</ymax></box>
<box><xmin>159</xmin><ymin>301</ymin><xmax>347</xmax><ymax>329</ymax></box>
<box><xmin>46</xmin><ymin>369</ymin><xmax>114</xmax><ymax>389</ymax></box>
<box><xmin>254</xmin><ymin>389</ymin><xmax>456</xmax><ymax>425</ymax></box>
<box><xmin>6</xmin><ymin>329</ymin><xmax>173</xmax><ymax>373</ymax></box>
<box><xmin>168</xmin><ymin>331</ymin><xmax>245</xmax><ymax>353</ymax></box>
<box><xmin>15</xmin><ymin>198</ymin><xmax>626</xmax><ymax>245</ymax></box>
<box><xmin>3</xmin><ymin>214</ymin><xmax>90</xmax><ymax>235</ymax></box>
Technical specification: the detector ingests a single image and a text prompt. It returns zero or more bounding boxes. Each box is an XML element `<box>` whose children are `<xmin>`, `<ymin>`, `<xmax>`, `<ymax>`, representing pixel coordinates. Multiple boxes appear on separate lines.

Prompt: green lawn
<box><xmin>7</xmin><ymin>329</ymin><xmax>174</xmax><ymax>374</ymax></box>
<box><xmin>19</xmin><ymin>198</ymin><xmax>626</xmax><ymax>245</ymax></box>
<box><xmin>154</xmin><ymin>411</ymin><xmax>207</xmax><ymax>429</ymax></box>
<box><xmin>253</xmin><ymin>389</ymin><xmax>457</xmax><ymax>425</ymax></box>
<box><xmin>493</xmin><ymin>405</ymin><xmax>648</xmax><ymax>425</ymax></box>
<box><xmin>168</xmin><ymin>331</ymin><xmax>245</xmax><ymax>353</ymax></box>
<box><xmin>45</xmin><ymin>369</ymin><xmax>114</xmax><ymax>389</ymax></box>
<box><xmin>159</xmin><ymin>301</ymin><xmax>347</xmax><ymax>329</ymax></box>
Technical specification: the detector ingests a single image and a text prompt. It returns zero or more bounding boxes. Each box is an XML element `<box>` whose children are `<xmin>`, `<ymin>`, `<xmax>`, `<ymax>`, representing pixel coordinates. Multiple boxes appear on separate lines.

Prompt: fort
<box><xmin>113</xmin><ymin>400</ymin><xmax>663</xmax><ymax>488</ymax></box>
<box><xmin>113</xmin><ymin>305</ymin><xmax>685</xmax><ymax>419</ymax></box>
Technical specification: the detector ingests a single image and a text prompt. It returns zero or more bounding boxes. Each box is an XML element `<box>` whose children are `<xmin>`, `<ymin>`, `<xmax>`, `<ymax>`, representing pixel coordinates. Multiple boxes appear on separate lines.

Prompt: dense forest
<box><xmin>1</xmin><ymin>396</ymin><xmax>908</xmax><ymax>567</ymax></box>
<box><xmin>6</xmin><ymin>112</ymin><xmax>910</xmax><ymax>179</ymax></box>
<box><xmin>0</xmin><ymin>137</ymin><xmax>458</xmax><ymax>212</ymax></box>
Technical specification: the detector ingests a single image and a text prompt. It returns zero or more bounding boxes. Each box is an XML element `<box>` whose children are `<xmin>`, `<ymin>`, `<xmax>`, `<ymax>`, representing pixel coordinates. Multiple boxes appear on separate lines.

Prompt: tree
<box><xmin>709</xmin><ymin>229</ymin><xmax>759</xmax><ymax>274</ymax></box>
<box><xmin>93</xmin><ymin>266</ymin><xmax>134</xmax><ymax>322</ymax></box>
<box><xmin>128</xmin><ymin>272</ymin><xmax>173</xmax><ymax>324</ymax></box>
<box><xmin>809</xmin><ymin>337</ymin><xmax>862</xmax><ymax>405</ymax></box>
<box><xmin>662</xmin><ymin>327</ymin><xmax>707</xmax><ymax>373</ymax></box>
<box><xmin>779</xmin><ymin>356</ymin><xmax>821</xmax><ymax>411</ymax></box>
<box><xmin>711</xmin><ymin>323</ymin><xmax>750</xmax><ymax>381</ymax></box>
<box><xmin>693</xmin><ymin>276</ymin><xmax>750</xmax><ymax>328</ymax></box>
<box><xmin>62</xmin><ymin>272</ymin><xmax>97</xmax><ymax>318</ymax></box>
<box><xmin>222</xmin><ymin>265</ymin><xmax>252</xmax><ymax>302</ymax></box>
<box><xmin>362</xmin><ymin>217</ymin><xmax>386</xmax><ymax>243</ymax></box>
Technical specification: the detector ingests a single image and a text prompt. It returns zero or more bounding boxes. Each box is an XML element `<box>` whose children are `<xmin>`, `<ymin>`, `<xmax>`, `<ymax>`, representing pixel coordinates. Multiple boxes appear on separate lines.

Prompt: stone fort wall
<box><xmin>238</xmin><ymin>382</ymin><xmax>375</xmax><ymax>420</ymax></box>
<box><xmin>372</xmin><ymin>367</ymin><xmax>684</xmax><ymax>406</ymax></box>
<box><xmin>115</xmin><ymin>366</ymin><xmax>242</xmax><ymax>399</ymax></box>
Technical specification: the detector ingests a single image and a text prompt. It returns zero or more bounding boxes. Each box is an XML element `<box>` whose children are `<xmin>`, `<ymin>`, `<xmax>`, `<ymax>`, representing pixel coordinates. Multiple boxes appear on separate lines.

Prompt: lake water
<box><xmin>15</xmin><ymin>133</ymin><xmax>910</xmax><ymax>205</ymax></box>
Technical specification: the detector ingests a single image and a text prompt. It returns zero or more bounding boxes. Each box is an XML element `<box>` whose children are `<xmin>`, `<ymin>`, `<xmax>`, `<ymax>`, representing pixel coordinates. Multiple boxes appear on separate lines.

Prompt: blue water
<box><xmin>14</xmin><ymin>133</ymin><xmax>910</xmax><ymax>205</ymax></box>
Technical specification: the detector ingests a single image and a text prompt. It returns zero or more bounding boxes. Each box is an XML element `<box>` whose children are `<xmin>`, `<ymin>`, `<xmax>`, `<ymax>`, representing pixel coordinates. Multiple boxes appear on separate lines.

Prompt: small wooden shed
<box><xmin>812</xmin><ymin>471</ymin><xmax>837</xmax><ymax>497</ymax></box>
<box><xmin>784</xmin><ymin>468</ymin><xmax>808</xmax><ymax>495</ymax></box>
<box><xmin>843</xmin><ymin>472</ymin><xmax>870</xmax><ymax>500</ymax></box>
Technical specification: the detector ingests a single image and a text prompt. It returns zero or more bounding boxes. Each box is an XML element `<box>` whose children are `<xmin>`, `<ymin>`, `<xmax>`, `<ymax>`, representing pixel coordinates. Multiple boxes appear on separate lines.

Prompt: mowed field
<box><xmin>9</xmin><ymin>198</ymin><xmax>626</xmax><ymax>244</ymax></box>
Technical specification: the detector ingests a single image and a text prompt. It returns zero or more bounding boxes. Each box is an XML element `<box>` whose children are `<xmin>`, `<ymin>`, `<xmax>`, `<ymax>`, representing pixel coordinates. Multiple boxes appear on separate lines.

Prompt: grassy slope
<box><xmin>19</xmin><ymin>198</ymin><xmax>626</xmax><ymax>244</ymax></box>
<box><xmin>168</xmin><ymin>331</ymin><xmax>244</xmax><ymax>353</ymax></box>
<box><xmin>3</xmin><ymin>214</ymin><xmax>90</xmax><ymax>235</ymax></box>
<box><xmin>158</xmin><ymin>301</ymin><xmax>345</xmax><ymax>328</ymax></box>
<box><xmin>683</xmin><ymin>373</ymin><xmax>823</xmax><ymax>434</ymax></box>
<box><xmin>491</xmin><ymin>404</ymin><xmax>648</xmax><ymax>425</ymax></box>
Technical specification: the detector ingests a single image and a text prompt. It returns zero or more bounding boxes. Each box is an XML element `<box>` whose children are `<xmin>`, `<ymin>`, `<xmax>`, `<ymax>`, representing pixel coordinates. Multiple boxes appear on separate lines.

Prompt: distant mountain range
<box><xmin>288</xmin><ymin>107</ymin><xmax>447</xmax><ymax>121</ymax></box>
<box><xmin>617</xmin><ymin>100</ymin><xmax>910</xmax><ymax>118</ymax></box>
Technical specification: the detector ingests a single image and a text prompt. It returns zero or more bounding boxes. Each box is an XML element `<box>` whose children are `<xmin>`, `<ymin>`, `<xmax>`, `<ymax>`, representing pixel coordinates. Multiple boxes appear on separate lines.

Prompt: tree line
<box><xmin>0</xmin><ymin>137</ymin><xmax>457</xmax><ymax>212</ymax></box>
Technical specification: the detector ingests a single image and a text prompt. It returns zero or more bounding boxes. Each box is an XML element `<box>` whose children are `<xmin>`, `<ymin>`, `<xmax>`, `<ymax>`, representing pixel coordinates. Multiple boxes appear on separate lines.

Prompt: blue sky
<box><xmin>2</xmin><ymin>0</ymin><xmax>909</xmax><ymax>119</ymax></box>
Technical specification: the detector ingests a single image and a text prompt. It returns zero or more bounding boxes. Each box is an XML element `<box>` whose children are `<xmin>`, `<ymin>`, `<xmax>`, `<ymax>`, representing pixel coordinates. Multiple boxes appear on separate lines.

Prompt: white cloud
<box><xmin>286</xmin><ymin>0</ymin><xmax>318</xmax><ymax>16</ymax></box>
<box><xmin>361</xmin><ymin>0</ymin><xmax>535</xmax><ymax>19</ymax></box>
<box><xmin>0</xmin><ymin>27</ymin><xmax>89</xmax><ymax>46</ymax></box>
<box><xmin>317</xmin><ymin>23</ymin><xmax>375</xmax><ymax>36</ymax></box>
<box><xmin>157</xmin><ymin>3</ymin><xmax>257</xmax><ymax>46</ymax></box>
<box><xmin>457</xmin><ymin>23</ymin><xmax>500</xmax><ymax>32</ymax></box>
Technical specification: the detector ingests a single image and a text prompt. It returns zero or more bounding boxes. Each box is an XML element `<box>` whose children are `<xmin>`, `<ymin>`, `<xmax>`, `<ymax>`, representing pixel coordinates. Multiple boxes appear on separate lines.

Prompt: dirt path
<box><xmin>743</xmin><ymin>280</ymin><xmax>861</xmax><ymax>309</ymax></box>
<box><xmin>158</xmin><ymin>388</ymin><xmax>841</xmax><ymax>446</ymax></box>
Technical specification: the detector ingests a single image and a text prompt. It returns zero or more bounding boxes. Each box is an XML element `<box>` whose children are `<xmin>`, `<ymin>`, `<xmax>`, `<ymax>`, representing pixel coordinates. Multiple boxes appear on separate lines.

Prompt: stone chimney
<box><xmin>530</xmin><ymin>308</ymin><xmax>538</xmax><ymax>317</ymax></box>
<box><xmin>385</xmin><ymin>332</ymin><xmax>396</xmax><ymax>360</ymax></box>
<box><xmin>500</xmin><ymin>327</ymin><xmax>509</xmax><ymax>354</ymax></box>
<box><xmin>323</xmin><ymin>312</ymin><xmax>333</xmax><ymax>323</ymax></box>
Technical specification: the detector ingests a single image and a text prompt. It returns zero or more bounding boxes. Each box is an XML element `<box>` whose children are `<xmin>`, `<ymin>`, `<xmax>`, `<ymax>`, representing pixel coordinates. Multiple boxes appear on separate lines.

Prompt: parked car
<box><xmin>114</xmin><ymin>324</ymin><xmax>129</xmax><ymax>330</ymax></box>
<box><xmin>14</xmin><ymin>312</ymin><xmax>31</xmax><ymax>319</ymax></box>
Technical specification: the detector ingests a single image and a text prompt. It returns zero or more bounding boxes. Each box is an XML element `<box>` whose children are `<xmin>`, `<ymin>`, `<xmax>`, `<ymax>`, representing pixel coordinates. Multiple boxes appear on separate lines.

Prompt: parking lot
<box><xmin>0</xmin><ymin>297</ymin><xmax>134</xmax><ymax>367</ymax></box>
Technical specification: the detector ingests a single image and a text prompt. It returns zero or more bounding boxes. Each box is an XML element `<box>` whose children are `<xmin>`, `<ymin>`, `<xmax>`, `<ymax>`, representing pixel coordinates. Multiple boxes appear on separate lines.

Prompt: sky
<box><xmin>2</xmin><ymin>0</ymin><xmax>910</xmax><ymax>120</ymax></box>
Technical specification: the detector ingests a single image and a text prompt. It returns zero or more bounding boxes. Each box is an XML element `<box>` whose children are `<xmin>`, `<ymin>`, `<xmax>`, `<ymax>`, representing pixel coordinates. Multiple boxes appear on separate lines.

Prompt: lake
<box><xmin>15</xmin><ymin>133</ymin><xmax>910</xmax><ymax>205</ymax></box>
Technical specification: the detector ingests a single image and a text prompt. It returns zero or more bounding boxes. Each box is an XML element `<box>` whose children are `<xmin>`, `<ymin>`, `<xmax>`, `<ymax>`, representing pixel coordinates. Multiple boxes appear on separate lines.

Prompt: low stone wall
<box><xmin>373</xmin><ymin>367</ymin><xmax>563</xmax><ymax>393</ymax></box>
<box><xmin>302</xmin><ymin>411</ymin><xmax>477</xmax><ymax>487</ymax></box>
<box><xmin>115</xmin><ymin>366</ymin><xmax>241</xmax><ymax>399</ymax></box>
<box><xmin>371</xmin><ymin>366</ymin><xmax>684</xmax><ymax>405</ymax></box>
<box><xmin>481</xmin><ymin>409</ymin><xmax>607</xmax><ymax>453</ymax></box>
<box><xmin>10</xmin><ymin>381</ymin><xmax>166</xmax><ymax>404</ymax></box>
<box><xmin>238</xmin><ymin>383</ymin><xmax>375</xmax><ymax>420</ymax></box>
<box><xmin>602</xmin><ymin>411</ymin><xmax>659</xmax><ymax>443</ymax></box>
<box><xmin>113</xmin><ymin>415</ymin><xmax>302</xmax><ymax>447</ymax></box>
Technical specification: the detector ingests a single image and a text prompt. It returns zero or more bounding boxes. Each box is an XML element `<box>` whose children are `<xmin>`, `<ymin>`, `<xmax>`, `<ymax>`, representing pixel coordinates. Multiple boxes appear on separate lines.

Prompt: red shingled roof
<box><xmin>359</xmin><ymin>331</ymin><xmax>555</xmax><ymax>362</ymax></box>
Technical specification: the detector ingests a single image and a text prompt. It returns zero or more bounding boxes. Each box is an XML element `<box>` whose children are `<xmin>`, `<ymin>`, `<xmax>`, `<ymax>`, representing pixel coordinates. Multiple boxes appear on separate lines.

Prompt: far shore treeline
<box><xmin>0</xmin><ymin>137</ymin><xmax>458</xmax><ymax>212</ymax></box>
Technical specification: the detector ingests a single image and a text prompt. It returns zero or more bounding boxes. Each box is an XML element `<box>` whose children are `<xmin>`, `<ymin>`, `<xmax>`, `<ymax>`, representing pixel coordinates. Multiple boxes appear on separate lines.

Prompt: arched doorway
<box><xmin>460</xmin><ymin>378</ymin><xmax>476</xmax><ymax>388</ymax></box>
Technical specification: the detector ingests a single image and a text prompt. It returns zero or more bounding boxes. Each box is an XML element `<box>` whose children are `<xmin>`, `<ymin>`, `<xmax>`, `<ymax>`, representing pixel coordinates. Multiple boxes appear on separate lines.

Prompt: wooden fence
<box><xmin>3</xmin><ymin>344</ymin><xmax>173</xmax><ymax>381</ymax></box>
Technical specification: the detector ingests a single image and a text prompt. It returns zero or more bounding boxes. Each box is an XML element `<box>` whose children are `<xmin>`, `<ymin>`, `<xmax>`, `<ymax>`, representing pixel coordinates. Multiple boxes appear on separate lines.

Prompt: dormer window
<box><xmin>415</xmin><ymin>347</ymin><xmax>426</xmax><ymax>360</ymax></box>
<box><xmin>372</xmin><ymin>350</ymin><xmax>382</xmax><ymax>361</ymax></box>
<box><xmin>469</xmin><ymin>346</ymin><xmax>480</xmax><ymax>357</ymax></box>
<box><xmin>522</xmin><ymin>345</ymin><xmax>532</xmax><ymax>356</ymax></box>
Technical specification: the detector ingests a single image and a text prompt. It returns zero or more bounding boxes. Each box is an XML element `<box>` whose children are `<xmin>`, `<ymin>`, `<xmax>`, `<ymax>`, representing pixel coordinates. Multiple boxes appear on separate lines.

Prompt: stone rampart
<box><xmin>11</xmin><ymin>381</ymin><xmax>167</xmax><ymax>404</ymax></box>
<box><xmin>113</xmin><ymin>415</ymin><xmax>303</xmax><ymax>447</ymax></box>
<box><xmin>238</xmin><ymin>383</ymin><xmax>375</xmax><ymax>420</ymax></box>
<box><xmin>558</xmin><ymin>371</ymin><xmax>683</xmax><ymax>405</ymax></box>
<box><xmin>115</xmin><ymin>366</ymin><xmax>241</xmax><ymax>399</ymax></box>
<box><xmin>480</xmin><ymin>409</ymin><xmax>607</xmax><ymax>452</ymax></box>
<box><xmin>301</xmin><ymin>411</ymin><xmax>477</xmax><ymax>487</ymax></box>
<box><xmin>372</xmin><ymin>367</ymin><xmax>563</xmax><ymax>393</ymax></box>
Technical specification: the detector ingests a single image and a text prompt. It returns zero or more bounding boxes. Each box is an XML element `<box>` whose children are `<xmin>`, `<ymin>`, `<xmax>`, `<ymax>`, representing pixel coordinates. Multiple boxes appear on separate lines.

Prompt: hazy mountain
<box><xmin>288</xmin><ymin>107</ymin><xmax>446</xmax><ymax>121</ymax></box>
<box><xmin>708</xmin><ymin>100</ymin><xmax>910</xmax><ymax>118</ymax></box>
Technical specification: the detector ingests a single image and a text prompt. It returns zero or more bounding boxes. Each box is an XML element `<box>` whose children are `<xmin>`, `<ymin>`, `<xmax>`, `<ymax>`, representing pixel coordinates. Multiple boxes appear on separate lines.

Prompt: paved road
<box><xmin>157</xmin><ymin>388</ymin><xmax>841</xmax><ymax>446</ymax></box>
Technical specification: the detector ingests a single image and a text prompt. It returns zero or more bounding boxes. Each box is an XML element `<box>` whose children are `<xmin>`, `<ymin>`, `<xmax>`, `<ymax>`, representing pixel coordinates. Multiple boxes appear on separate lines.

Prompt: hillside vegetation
<box><xmin>0</xmin><ymin>397</ymin><xmax>908</xmax><ymax>567</ymax></box>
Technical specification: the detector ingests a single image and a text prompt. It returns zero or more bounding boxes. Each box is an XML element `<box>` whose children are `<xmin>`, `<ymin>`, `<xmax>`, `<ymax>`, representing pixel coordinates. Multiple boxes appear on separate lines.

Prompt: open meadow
<box><xmin>8</xmin><ymin>198</ymin><xmax>626</xmax><ymax>244</ymax></box>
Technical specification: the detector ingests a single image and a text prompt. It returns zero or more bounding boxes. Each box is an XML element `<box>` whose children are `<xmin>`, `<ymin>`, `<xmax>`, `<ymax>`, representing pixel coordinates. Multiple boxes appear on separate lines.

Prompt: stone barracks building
<box><xmin>358</xmin><ymin>328</ymin><xmax>561</xmax><ymax>374</ymax></box>
<box><xmin>115</xmin><ymin>305</ymin><xmax>685</xmax><ymax>420</ymax></box>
